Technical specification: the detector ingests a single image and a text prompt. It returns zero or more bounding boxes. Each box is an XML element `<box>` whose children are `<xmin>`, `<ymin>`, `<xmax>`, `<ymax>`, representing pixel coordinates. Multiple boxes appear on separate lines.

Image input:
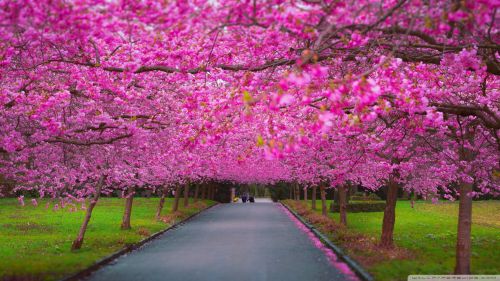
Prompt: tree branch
<box><xmin>46</xmin><ymin>133</ymin><xmax>133</xmax><ymax>146</ymax></box>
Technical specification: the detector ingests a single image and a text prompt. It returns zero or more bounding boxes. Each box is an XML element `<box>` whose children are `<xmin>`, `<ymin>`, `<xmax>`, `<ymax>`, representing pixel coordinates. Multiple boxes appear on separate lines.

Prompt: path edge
<box><xmin>60</xmin><ymin>202</ymin><xmax>219</xmax><ymax>281</ymax></box>
<box><xmin>280</xmin><ymin>202</ymin><xmax>374</xmax><ymax>281</ymax></box>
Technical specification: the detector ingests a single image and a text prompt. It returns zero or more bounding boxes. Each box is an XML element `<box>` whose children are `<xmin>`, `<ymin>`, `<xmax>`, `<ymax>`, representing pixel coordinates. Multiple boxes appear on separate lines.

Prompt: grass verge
<box><xmin>283</xmin><ymin>199</ymin><xmax>500</xmax><ymax>281</ymax></box>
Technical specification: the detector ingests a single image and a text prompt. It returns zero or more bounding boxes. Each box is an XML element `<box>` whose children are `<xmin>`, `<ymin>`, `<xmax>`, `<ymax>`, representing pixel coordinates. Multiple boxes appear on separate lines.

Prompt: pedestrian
<box><xmin>242</xmin><ymin>191</ymin><xmax>249</xmax><ymax>203</ymax></box>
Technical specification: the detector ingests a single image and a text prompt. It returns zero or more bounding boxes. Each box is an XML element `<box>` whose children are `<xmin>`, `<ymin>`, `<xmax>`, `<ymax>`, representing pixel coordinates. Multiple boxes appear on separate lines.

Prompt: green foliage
<box><xmin>269</xmin><ymin>182</ymin><xmax>290</xmax><ymax>202</ymax></box>
<box><xmin>330</xmin><ymin>201</ymin><xmax>386</xmax><ymax>212</ymax></box>
<box><xmin>0</xmin><ymin>198</ymin><xmax>215</xmax><ymax>281</ymax></box>
<box><xmin>350</xmin><ymin>192</ymin><xmax>382</xmax><ymax>201</ymax></box>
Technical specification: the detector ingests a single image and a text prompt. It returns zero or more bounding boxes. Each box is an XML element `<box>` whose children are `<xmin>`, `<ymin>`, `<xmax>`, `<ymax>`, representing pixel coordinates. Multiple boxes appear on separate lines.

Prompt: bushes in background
<box><xmin>331</xmin><ymin>201</ymin><xmax>386</xmax><ymax>213</ymax></box>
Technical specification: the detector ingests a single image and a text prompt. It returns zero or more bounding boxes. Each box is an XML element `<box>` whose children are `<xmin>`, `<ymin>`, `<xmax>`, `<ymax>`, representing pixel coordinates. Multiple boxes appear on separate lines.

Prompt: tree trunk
<box><xmin>403</xmin><ymin>190</ymin><xmax>411</xmax><ymax>200</ymax></box>
<box><xmin>312</xmin><ymin>185</ymin><xmax>317</xmax><ymax>210</ymax></box>
<box><xmin>72</xmin><ymin>175</ymin><xmax>105</xmax><ymax>250</ymax></box>
<box><xmin>304</xmin><ymin>187</ymin><xmax>307</xmax><ymax>201</ymax></box>
<box><xmin>211</xmin><ymin>185</ymin><xmax>216</xmax><ymax>200</ymax></box>
<box><xmin>172</xmin><ymin>185</ymin><xmax>182</xmax><ymax>212</ymax></box>
<box><xmin>454</xmin><ymin>181</ymin><xmax>473</xmax><ymax>274</ymax></box>
<box><xmin>201</xmin><ymin>184</ymin><xmax>207</xmax><ymax>200</ymax></box>
<box><xmin>194</xmin><ymin>184</ymin><xmax>200</xmax><ymax>202</ymax></box>
<box><xmin>338</xmin><ymin>185</ymin><xmax>348</xmax><ymax>226</ymax></box>
<box><xmin>121</xmin><ymin>186</ymin><xmax>135</xmax><ymax>230</ymax></box>
<box><xmin>155</xmin><ymin>186</ymin><xmax>167</xmax><ymax>220</ymax></box>
<box><xmin>207</xmin><ymin>185</ymin><xmax>212</xmax><ymax>200</ymax></box>
<box><xmin>320</xmin><ymin>184</ymin><xmax>327</xmax><ymax>216</ymax></box>
<box><xmin>183</xmin><ymin>182</ymin><xmax>190</xmax><ymax>208</ymax></box>
<box><xmin>380</xmin><ymin>177</ymin><xmax>399</xmax><ymax>248</ymax></box>
<box><xmin>289</xmin><ymin>185</ymin><xmax>292</xmax><ymax>199</ymax></box>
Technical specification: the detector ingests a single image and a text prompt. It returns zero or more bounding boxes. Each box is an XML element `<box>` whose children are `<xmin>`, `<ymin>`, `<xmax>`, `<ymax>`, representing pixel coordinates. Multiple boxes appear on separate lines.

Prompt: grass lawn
<box><xmin>0</xmin><ymin>197</ymin><xmax>216</xmax><ymax>281</ymax></box>
<box><xmin>287</xmin><ymin>199</ymin><xmax>500</xmax><ymax>281</ymax></box>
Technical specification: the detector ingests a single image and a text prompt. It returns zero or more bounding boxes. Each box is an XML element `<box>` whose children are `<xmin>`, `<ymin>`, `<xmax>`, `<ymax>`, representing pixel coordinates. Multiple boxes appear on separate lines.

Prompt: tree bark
<box><xmin>193</xmin><ymin>184</ymin><xmax>200</xmax><ymax>202</ymax></box>
<box><xmin>72</xmin><ymin>175</ymin><xmax>105</xmax><ymax>250</ymax></box>
<box><xmin>454</xmin><ymin>181</ymin><xmax>473</xmax><ymax>274</ymax></box>
<box><xmin>403</xmin><ymin>190</ymin><xmax>411</xmax><ymax>200</ymax></box>
<box><xmin>201</xmin><ymin>184</ymin><xmax>207</xmax><ymax>200</ymax></box>
<box><xmin>211</xmin><ymin>185</ymin><xmax>216</xmax><ymax>200</ymax></box>
<box><xmin>155</xmin><ymin>186</ymin><xmax>167</xmax><ymax>220</ymax></box>
<box><xmin>208</xmin><ymin>184</ymin><xmax>215</xmax><ymax>200</ymax></box>
<box><xmin>312</xmin><ymin>185</ymin><xmax>317</xmax><ymax>210</ymax></box>
<box><xmin>320</xmin><ymin>184</ymin><xmax>327</xmax><ymax>216</ymax></box>
<box><xmin>338</xmin><ymin>185</ymin><xmax>348</xmax><ymax>226</ymax></box>
<box><xmin>380</xmin><ymin>177</ymin><xmax>399</xmax><ymax>248</ymax></box>
<box><xmin>121</xmin><ymin>186</ymin><xmax>135</xmax><ymax>230</ymax></box>
<box><xmin>172</xmin><ymin>185</ymin><xmax>182</xmax><ymax>212</ymax></box>
<box><xmin>304</xmin><ymin>187</ymin><xmax>307</xmax><ymax>201</ymax></box>
<box><xmin>207</xmin><ymin>184</ymin><xmax>212</xmax><ymax>200</ymax></box>
<box><xmin>183</xmin><ymin>182</ymin><xmax>190</xmax><ymax>207</ymax></box>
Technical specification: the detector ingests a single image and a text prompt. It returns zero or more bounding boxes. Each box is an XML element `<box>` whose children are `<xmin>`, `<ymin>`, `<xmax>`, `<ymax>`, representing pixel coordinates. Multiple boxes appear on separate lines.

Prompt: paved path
<box><xmin>86</xmin><ymin>202</ymin><xmax>355</xmax><ymax>281</ymax></box>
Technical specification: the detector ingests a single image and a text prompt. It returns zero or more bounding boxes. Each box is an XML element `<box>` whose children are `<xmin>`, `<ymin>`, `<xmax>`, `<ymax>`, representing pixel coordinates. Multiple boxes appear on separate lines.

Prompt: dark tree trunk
<box><xmin>380</xmin><ymin>177</ymin><xmax>399</xmax><ymax>248</ymax></box>
<box><xmin>172</xmin><ymin>185</ymin><xmax>182</xmax><ymax>212</ymax></box>
<box><xmin>201</xmin><ymin>184</ymin><xmax>207</xmax><ymax>200</ymax></box>
<box><xmin>211</xmin><ymin>185</ymin><xmax>216</xmax><ymax>200</ymax></box>
<box><xmin>155</xmin><ymin>186</ymin><xmax>167</xmax><ymax>220</ymax></box>
<box><xmin>121</xmin><ymin>186</ymin><xmax>135</xmax><ymax>230</ymax></box>
<box><xmin>289</xmin><ymin>185</ymin><xmax>292</xmax><ymax>199</ymax></box>
<box><xmin>454</xmin><ymin>181</ymin><xmax>473</xmax><ymax>274</ymax></box>
<box><xmin>208</xmin><ymin>184</ymin><xmax>214</xmax><ymax>200</ymax></box>
<box><xmin>194</xmin><ymin>184</ymin><xmax>200</xmax><ymax>202</ymax></box>
<box><xmin>183</xmin><ymin>182</ymin><xmax>190</xmax><ymax>207</ymax></box>
<box><xmin>312</xmin><ymin>185</ymin><xmax>317</xmax><ymax>210</ymax></box>
<box><xmin>338</xmin><ymin>185</ymin><xmax>348</xmax><ymax>226</ymax></box>
<box><xmin>72</xmin><ymin>175</ymin><xmax>105</xmax><ymax>250</ymax></box>
<box><xmin>320</xmin><ymin>184</ymin><xmax>327</xmax><ymax>216</ymax></box>
<box><xmin>403</xmin><ymin>190</ymin><xmax>411</xmax><ymax>200</ymax></box>
<box><xmin>304</xmin><ymin>187</ymin><xmax>307</xmax><ymax>201</ymax></box>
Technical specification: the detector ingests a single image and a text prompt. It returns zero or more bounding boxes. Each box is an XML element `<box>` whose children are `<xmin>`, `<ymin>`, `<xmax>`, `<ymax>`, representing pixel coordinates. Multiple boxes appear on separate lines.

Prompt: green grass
<box><xmin>0</xmin><ymin>197</ymin><xmax>215</xmax><ymax>281</ymax></box>
<box><xmin>301</xmin><ymin>199</ymin><xmax>500</xmax><ymax>280</ymax></box>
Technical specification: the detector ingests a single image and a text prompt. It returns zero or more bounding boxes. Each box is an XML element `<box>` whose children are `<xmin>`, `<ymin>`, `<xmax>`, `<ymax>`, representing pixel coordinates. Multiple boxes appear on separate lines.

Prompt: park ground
<box><xmin>1</xmin><ymin>198</ymin><xmax>498</xmax><ymax>281</ymax></box>
<box><xmin>0</xmin><ymin>198</ymin><xmax>216</xmax><ymax>281</ymax></box>
<box><xmin>284</xmin><ymin>199</ymin><xmax>500</xmax><ymax>281</ymax></box>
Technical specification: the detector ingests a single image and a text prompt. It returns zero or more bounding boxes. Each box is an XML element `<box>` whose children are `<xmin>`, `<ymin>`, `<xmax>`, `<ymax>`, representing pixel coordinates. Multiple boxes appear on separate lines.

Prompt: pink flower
<box><xmin>348</xmin><ymin>32</ymin><xmax>369</xmax><ymax>48</ymax></box>
<box><xmin>318</xmin><ymin>112</ymin><xmax>334</xmax><ymax>132</ymax></box>
<box><xmin>278</xmin><ymin>94</ymin><xmax>295</xmax><ymax>106</ymax></box>
<box><xmin>448</xmin><ymin>10</ymin><xmax>468</xmax><ymax>22</ymax></box>
<box><xmin>18</xmin><ymin>196</ymin><xmax>25</xmax><ymax>207</ymax></box>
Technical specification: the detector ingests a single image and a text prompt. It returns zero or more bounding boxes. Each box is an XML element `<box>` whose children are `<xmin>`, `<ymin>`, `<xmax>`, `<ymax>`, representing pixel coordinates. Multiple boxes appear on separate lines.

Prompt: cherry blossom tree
<box><xmin>0</xmin><ymin>0</ymin><xmax>498</xmax><ymax>274</ymax></box>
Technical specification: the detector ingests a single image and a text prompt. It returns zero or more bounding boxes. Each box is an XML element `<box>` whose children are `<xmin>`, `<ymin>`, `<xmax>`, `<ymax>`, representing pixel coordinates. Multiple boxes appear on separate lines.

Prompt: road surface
<box><xmin>86</xmin><ymin>202</ymin><xmax>357</xmax><ymax>281</ymax></box>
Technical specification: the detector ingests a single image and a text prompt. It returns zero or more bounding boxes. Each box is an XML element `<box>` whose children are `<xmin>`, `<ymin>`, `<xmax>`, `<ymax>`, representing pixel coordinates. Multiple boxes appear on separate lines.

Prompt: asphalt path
<box><xmin>86</xmin><ymin>202</ymin><xmax>356</xmax><ymax>281</ymax></box>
